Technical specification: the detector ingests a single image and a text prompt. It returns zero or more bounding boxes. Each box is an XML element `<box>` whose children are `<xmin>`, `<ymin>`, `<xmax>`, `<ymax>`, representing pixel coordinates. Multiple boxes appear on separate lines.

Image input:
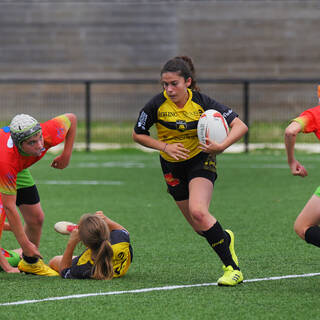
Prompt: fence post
<box><xmin>85</xmin><ymin>81</ymin><xmax>91</xmax><ymax>152</ymax></box>
<box><xmin>243</xmin><ymin>81</ymin><xmax>249</xmax><ymax>153</ymax></box>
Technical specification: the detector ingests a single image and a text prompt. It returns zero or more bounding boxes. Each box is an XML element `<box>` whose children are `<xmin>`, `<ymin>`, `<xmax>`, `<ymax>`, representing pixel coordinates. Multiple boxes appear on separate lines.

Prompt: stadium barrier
<box><xmin>0</xmin><ymin>78</ymin><xmax>319</xmax><ymax>152</ymax></box>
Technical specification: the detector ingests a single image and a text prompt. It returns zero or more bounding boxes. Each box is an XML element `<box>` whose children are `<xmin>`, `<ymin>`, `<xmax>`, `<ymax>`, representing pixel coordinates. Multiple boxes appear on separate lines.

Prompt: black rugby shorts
<box><xmin>16</xmin><ymin>185</ymin><xmax>40</xmax><ymax>206</ymax></box>
<box><xmin>160</xmin><ymin>152</ymin><xmax>217</xmax><ymax>201</ymax></box>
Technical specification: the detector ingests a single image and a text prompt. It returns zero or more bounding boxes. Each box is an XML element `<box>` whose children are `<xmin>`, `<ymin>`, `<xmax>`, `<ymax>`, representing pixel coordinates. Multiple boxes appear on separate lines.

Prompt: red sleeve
<box><xmin>41</xmin><ymin>115</ymin><xmax>71</xmax><ymax>149</ymax></box>
<box><xmin>0</xmin><ymin>164</ymin><xmax>17</xmax><ymax>195</ymax></box>
<box><xmin>292</xmin><ymin>106</ymin><xmax>320</xmax><ymax>135</ymax></box>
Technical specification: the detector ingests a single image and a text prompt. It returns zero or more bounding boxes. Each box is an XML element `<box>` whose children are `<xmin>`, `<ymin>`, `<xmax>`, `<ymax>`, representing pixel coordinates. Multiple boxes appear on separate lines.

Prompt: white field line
<box><xmin>48</xmin><ymin>143</ymin><xmax>320</xmax><ymax>154</ymax></box>
<box><xmin>1</xmin><ymin>272</ymin><xmax>320</xmax><ymax>307</ymax></box>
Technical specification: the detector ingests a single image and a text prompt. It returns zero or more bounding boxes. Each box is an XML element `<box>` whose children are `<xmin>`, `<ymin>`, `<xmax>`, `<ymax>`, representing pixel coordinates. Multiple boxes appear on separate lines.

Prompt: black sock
<box><xmin>305</xmin><ymin>226</ymin><xmax>320</xmax><ymax>247</ymax></box>
<box><xmin>22</xmin><ymin>254</ymin><xmax>39</xmax><ymax>264</ymax></box>
<box><xmin>202</xmin><ymin>221</ymin><xmax>239</xmax><ymax>270</ymax></box>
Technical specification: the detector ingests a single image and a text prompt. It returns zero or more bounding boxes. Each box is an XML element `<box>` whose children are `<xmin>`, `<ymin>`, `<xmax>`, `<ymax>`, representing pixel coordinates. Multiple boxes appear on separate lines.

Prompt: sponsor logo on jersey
<box><xmin>137</xmin><ymin>111</ymin><xmax>148</xmax><ymax>130</ymax></box>
<box><xmin>159</xmin><ymin>110</ymin><xmax>202</xmax><ymax>119</ymax></box>
<box><xmin>222</xmin><ymin>109</ymin><xmax>233</xmax><ymax>119</ymax></box>
<box><xmin>204</xmin><ymin>155</ymin><xmax>217</xmax><ymax>173</ymax></box>
<box><xmin>7</xmin><ymin>136</ymin><xmax>13</xmax><ymax>148</ymax></box>
<box><xmin>159</xmin><ymin>111</ymin><xmax>177</xmax><ymax>117</ymax></box>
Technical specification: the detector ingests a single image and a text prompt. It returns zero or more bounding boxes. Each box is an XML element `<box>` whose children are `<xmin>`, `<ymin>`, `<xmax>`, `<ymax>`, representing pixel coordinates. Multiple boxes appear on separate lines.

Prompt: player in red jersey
<box><xmin>285</xmin><ymin>104</ymin><xmax>320</xmax><ymax>249</ymax></box>
<box><xmin>0</xmin><ymin>113</ymin><xmax>77</xmax><ymax>275</ymax></box>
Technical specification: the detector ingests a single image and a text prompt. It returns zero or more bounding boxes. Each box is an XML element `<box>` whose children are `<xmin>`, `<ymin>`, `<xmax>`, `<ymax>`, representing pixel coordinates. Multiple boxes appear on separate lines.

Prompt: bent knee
<box><xmin>27</xmin><ymin>214</ymin><xmax>44</xmax><ymax>229</ymax></box>
<box><xmin>189</xmin><ymin>207</ymin><xmax>209</xmax><ymax>224</ymax></box>
<box><xmin>49</xmin><ymin>256</ymin><xmax>61</xmax><ymax>271</ymax></box>
<box><xmin>294</xmin><ymin>221</ymin><xmax>306</xmax><ymax>240</ymax></box>
<box><xmin>34</xmin><ymin>214</ymin><xmax>44</xmax><ymax>227</ymax></box>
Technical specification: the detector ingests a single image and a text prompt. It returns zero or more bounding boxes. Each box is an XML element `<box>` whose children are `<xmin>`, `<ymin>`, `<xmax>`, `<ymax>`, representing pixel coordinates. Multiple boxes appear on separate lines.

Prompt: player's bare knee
<box><xmin>294</xmin><ymin>221</ymin><xmax>305</xmax><ymax>240</ymax></box>
<box><xmin>29</xmin><ymin>214</ymin><xmax>44</xmax><ymax>229</ymax></box>
<box><xmin>189</xmin><ymin>207</ymin><xmax>207</xmax><ymax>225</ymax></box>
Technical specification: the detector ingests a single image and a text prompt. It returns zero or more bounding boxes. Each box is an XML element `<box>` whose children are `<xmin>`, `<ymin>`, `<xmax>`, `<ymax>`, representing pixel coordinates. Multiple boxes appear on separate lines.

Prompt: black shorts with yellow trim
<box><xmin>160</xmin><ymin>151</ymin><xmax>217</xmax><ymax>201</ymax></box>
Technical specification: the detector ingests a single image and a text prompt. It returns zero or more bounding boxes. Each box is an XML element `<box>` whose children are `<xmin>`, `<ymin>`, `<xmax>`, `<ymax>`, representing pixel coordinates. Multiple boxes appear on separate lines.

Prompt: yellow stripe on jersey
<box><xmin>55</xmin><ymin>114</ymin><xmax>71</xmax><ymax>131</ymax></box>
<box><xmin>77</xmin><ymin>249</ymin><xmax>94</xmax><ymax>265</ymax></box>
<box><xmin>158</xmin><ymin>89</ymin><xmax>204</xmax><ymax>162</ymax></box>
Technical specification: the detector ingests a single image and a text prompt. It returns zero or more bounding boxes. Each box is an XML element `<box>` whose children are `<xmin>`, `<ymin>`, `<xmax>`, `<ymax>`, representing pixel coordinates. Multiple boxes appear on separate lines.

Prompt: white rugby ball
<box><xmin>54</xmin><ymin>221</ymin><xmax>78</xmax><ymax>235</ymax></box>
<box><xmin>197</xmin><ymin>109</ymin><xmax>229</xmax><ymax>145</ymax></box>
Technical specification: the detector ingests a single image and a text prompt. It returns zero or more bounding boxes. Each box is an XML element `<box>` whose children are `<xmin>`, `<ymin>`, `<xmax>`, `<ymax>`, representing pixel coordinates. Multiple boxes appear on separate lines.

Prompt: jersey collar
<box><xmin>163</xmin><ymin>88</ymin><xmax>193</xmax><ymax>108</ymax></box>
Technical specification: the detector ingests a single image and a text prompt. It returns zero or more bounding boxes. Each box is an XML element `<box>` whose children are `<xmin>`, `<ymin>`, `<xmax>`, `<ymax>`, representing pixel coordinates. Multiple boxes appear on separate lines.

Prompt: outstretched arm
<box><xmin>285</xmin><ymin>121</ymin><xmax>308</xmax><ymax>177</ymax></box>
<box><xmin>51</xmin><ymin>113</ymin><xmax>77</xmax><ymax>169</ymax></box>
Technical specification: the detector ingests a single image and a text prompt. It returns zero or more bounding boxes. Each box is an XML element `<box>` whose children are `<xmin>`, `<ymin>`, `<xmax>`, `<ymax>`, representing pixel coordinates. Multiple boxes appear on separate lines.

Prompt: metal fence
<box><xmin>0</xmin><ymin>78</ymin><xmax>319</xmax><ymax>152</ymax></box>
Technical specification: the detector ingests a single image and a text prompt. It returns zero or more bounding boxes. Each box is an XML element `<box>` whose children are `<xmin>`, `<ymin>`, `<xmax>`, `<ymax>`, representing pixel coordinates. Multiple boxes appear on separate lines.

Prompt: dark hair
<box><xmin>160</xmin><ymin>56</ymin><xmax>200</xmax><ymax>91</ymax></box>
<box><xmin>78</xmin><ymin>214</ymin><xmax>114</xmax><ymax>280</ymax></box>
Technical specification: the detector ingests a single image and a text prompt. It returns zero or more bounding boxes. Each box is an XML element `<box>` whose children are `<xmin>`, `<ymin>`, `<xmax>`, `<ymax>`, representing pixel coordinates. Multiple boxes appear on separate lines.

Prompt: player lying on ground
<box><xmin>285</xmin><ymin>104</ymin><xmax>320</xmax><ymax>249</ymax></box>
<box><xmin>49</xmin><ymin>211</ymin><xmax>133</xmax><ymax>280</ymax></box>
<box><xmin>0</xmin><ymin>113</ymin><xmax>77</xmax><ymax>275</ymax></box>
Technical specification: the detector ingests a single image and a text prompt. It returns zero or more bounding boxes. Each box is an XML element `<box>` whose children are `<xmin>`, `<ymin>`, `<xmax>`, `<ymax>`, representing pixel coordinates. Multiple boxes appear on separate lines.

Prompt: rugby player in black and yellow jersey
<box><xmin>133</xmin><ymin>56</ymin><xmax>248</xmax><ymax>286</ymax></box>
<box><xmin>49</xmin><ymin>211</ymin><xmax>132</xmax><ymax>280</ymax></box>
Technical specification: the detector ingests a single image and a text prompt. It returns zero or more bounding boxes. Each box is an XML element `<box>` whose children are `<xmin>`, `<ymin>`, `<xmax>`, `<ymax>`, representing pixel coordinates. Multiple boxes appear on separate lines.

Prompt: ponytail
<box><xmin>78</xmin><ymin>213</ymin><xmax>114</xmax><ymax>280</ymax></box>
<box><xmin>92</xmin><ymin>240</ymin><xmax>114</xmax><ymax>280</ymax></box>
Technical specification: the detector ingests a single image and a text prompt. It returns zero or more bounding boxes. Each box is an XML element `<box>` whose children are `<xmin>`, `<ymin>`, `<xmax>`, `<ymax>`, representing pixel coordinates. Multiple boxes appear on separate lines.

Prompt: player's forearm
<box><xmin>59</xmin><ymin>241</ymin><xmax>77</xmax><ymax>272</ymax></box>
<box><xmin>95</xmin><ymin>211</ymin><xmax>127</xmax><ymax>232</ymax></box>
<box><xmin>105</xmin><ymin>217</ymin><xmax>126</xmax><ymax>232</ymax></box>
<box><xmin>222</xmin><ymin>118</ymin><xmax>248</xmax><ymax>150</ymax></box>
<box><xmin>285</xmin><ymin>134</ymin><xmax>296</xmax><ymax>163</ymax></box>
<box><xmin>132</xmin><ymin>131</ymin><xmax>167</xmax><ymax>152</ymax></box>
<box><xmin>285</xmin><ymin>122</ymin><xmax>300</xmax><ymax>163</ymax></box>
<box><xmin>62</xmin><ymin>113</ymin><xmax>77</xmax><ymax>158</ymax></box>
<box><xmin>4</xmin><ymin>205</ymin><xmax>29</xmax><ymax>248</ymax></box>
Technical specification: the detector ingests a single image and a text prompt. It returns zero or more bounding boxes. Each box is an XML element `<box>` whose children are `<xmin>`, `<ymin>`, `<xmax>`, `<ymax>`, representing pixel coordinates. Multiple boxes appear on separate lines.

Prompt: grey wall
<box><xmin>0</xmin><ymin>1</ymin><xmax>319</xmax><ymax>80</ymax></box>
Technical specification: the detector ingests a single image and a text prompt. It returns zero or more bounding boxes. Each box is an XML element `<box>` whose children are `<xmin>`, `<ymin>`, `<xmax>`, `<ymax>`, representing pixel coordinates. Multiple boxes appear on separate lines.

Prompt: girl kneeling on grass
<box><xmin>49</xmin><ymin>211</ymin><xmax>133</xmax><ymax>280</ymax></box>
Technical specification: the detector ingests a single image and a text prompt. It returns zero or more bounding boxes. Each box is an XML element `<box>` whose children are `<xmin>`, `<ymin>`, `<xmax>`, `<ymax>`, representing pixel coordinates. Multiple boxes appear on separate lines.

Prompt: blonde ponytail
<box><xmin>78</xmin><ymin>214</ymin><xmax>114</xmax><ymax>280</ymax></box>
<box><xmin>92</xmin><ymin>240</ymin><xmax>114</xmax><ymax>280</ymax></box>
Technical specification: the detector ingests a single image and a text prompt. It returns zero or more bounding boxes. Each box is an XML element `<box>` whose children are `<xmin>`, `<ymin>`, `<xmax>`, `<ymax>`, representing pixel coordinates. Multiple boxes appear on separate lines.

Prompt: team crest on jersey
<box><xmin>176</xmin><ymin>120</ymin><xmax>187</xmax><ymax>132</ymax></box>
